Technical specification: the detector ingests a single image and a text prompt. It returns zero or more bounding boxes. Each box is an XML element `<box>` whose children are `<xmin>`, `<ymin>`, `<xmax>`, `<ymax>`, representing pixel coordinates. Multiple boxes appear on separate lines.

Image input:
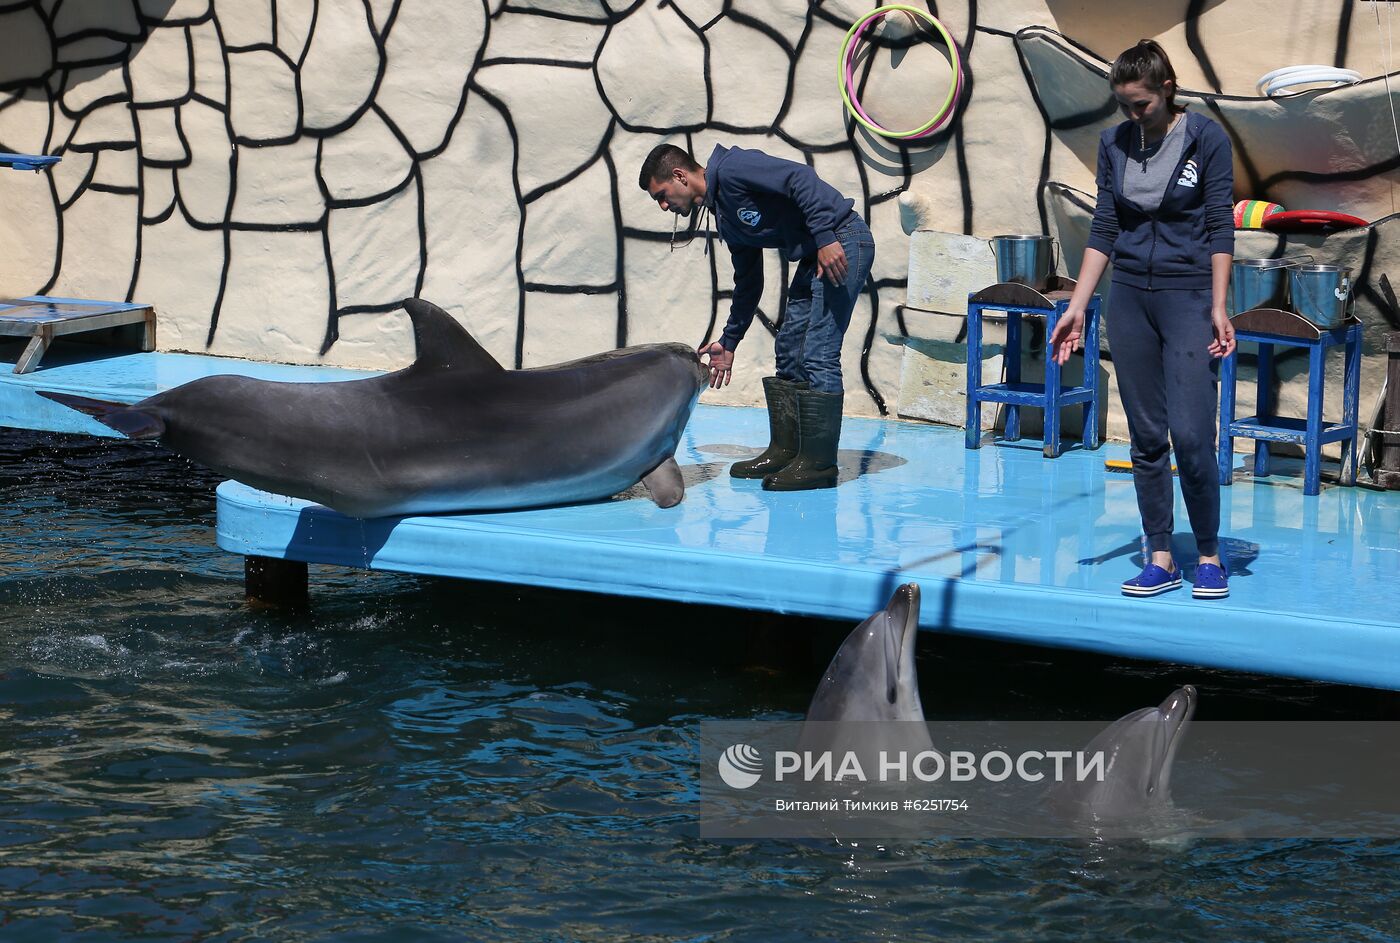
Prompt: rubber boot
<box><xmin>762</xmin><ymin>389</ymin><xmax>843</xmax><ymax>491</ymax></box>
<box><xmin>730</xmin><ymin>376</ymin><xmax>808</xmax><ymax>479</ymax></box>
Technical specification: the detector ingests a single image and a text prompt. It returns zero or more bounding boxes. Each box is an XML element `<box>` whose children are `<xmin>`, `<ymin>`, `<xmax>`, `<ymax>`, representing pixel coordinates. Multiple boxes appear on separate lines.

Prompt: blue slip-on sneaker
<box><xmin>1121</xmin><ymin>563</ymin><xmax>1182</xmax><ymax>597</ymax></box>
<box><xmin>1192</xmin><ymin>562</ymin><xmax>1230</xmax><ymax>599</ymax></box>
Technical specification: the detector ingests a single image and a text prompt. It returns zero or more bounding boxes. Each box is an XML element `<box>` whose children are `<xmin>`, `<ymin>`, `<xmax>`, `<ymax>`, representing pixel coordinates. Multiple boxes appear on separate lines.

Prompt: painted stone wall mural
<box><xmin>0</xmin><ymin>0</ymin><xmax>1396</xmax><ymax>428</ymax></box>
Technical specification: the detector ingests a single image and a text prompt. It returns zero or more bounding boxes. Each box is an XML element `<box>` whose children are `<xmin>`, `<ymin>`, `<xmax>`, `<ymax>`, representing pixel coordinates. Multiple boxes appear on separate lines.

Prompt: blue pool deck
<box><xmin>5</xmin><ymin>341</ymin><xmax>1400</xmax><ymax>691</ymax></box>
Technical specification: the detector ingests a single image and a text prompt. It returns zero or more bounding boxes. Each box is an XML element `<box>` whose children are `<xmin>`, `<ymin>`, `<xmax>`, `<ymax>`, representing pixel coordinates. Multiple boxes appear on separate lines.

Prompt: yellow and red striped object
<box><xmin>1234</xmin><ymin>199</ymin><xmax>1285</xmax><ymax>229</ymax></box>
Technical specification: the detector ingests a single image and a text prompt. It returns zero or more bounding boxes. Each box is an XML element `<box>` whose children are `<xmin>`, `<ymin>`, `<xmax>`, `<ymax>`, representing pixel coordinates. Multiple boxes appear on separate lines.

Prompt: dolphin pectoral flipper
<box><xmin>37</xmin><ymin>391</ymin><xmax>164</xmax><ymax>440</ymax></box>
<box><xmin>640</xmin><ymin>456</ymin><xmax>684</xmax><ymax>508</ymax></box>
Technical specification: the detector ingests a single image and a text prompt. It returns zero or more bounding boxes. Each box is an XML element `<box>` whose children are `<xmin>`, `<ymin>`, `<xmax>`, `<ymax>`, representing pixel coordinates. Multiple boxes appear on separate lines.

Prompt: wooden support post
<box><xmin>245</xmin><ymin>555</ymin><xmax>309</xmax><ymax>610</ymax></box>
<box><xmin>141</xmin><ymin>308</ymin><xmax>156</xmax><ymax>351</ymax></box>
<box><xmin>14</xmin><ymin>325</ymin><xmax>51</xmax><ymax>374</ymax></box>
<box><xmin>1380</xmin><ymin>332</ymin><xmax>1400</xmax><ymax>490</ymax></box>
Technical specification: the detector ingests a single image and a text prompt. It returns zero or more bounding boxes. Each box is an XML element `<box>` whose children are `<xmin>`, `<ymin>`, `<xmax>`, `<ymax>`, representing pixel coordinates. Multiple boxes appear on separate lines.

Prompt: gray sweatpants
<box><xmin>1107</xmin><ymin>283</ymin><xmax>1220</xmax><ymax>558</ymax></box>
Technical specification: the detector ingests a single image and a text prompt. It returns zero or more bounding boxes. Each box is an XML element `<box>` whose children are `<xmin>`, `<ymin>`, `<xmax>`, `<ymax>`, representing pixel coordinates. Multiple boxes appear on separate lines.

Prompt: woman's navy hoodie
<box><xmin>1086</xmin><ymin>110</ymin><xmax>1234</xmax><ymax>290</ymax></box>
<box><xmin>703</xmin><ymin>144</ymin><xmax>855</xmax><ymax>350</ymax></box>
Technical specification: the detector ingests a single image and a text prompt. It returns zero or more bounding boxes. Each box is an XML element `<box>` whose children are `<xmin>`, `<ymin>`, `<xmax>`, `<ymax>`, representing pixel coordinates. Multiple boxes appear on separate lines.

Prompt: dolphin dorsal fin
<box><xmin>402</xmin><ymin>298</ymin><xmax>503</xmax><ymax>374</ymax></box>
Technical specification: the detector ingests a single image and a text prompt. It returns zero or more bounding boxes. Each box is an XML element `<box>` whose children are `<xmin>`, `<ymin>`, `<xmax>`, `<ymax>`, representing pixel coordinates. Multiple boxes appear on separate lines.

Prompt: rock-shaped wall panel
<box><xmin>521</xmin><ymin>158</ymin><xmax>616</xmax><ymax>288</ymax></box>
<box><xmin>782</xmin><ymin>14</ymin><xmax>851</xmax><ymax>146</ymax></box>
<box><xmin>728</xmin><ymin>0</ymin><xmax>807</xmax><ymax>51</ymax></box>
<box><xmin>300</xmin><ymin>0</ymin><xmax>381</xmax><ymax>132</ymax></box>
<box><xmin>209</xmin><ymin>229</ymin><xmax>330</xmax><ymax>360</ymax></box>
<box><xmin>375</xmin><ymin>0</ymin><xmax>484</xmax><ymax>157</ymax></box>
<box><xmin>70</xmin><ymin>103</ymin><xmax>137</xmax><ymax>150</ymax></box>
<box><xmin>597</xmin><ymin>4</ymin><xmax>707</xmax><ymax>130</ymax></box>
<box><xmin>133</xmin><ymin>212</ymin><xmax>225</xmax><ymax>350</ymax></box>
<box><xmin>92</xmin><ymin>147</ymin><xmax>138</xmax><ymax>190</ymax></box>
<box><xmin>276</xmin><ymin>1</ymin><xmax>315</xmax><ymax>62</ymax></box>
<box><xmin>0</xmin><ymin>172</ymin><xmax>57</xmax><ymax>294</ymax></box>
<box><xmin>175</xmin><ymin>99</ymin><xmax>232</xmax><ymax>225</ymax></box>
<box><xmin>54</xmin><ymin>0</ymin><xmax>141</xmax><ymax>41</ymax></box>
<box><xmin>230</xmin><ymin>137</ymin><xmax>324</xmax><ymax>226</ymax></box>
<box><xmin>189</xmin><ymin>20</ymin><xmax>226</xmax><ymax>104</ymax></box>
<box><xmin>51</xmin><ymin>188</ymin><xmax>138</xmax><ymax>301</ymax></box>
<box><xmin>473</xmin><ymin>62</ymin><xmax>612</xmax><ymax>197</ymax></box>
<box><xmin>328</xmin><ymin>175</ymin><xmax>422</xmax><ymax>311</ymax></box>
<box><xmin>142</xmin><ymin>166</ymin><xmax>176</xmax><ymax>221</ymax></box>
<box><xmin>958</xmin><ymin>34</ymin><xmax>1045</xmax><ymax>235</ymax></box>
<box><xmin>57</xmin><ymin>37</ymin><xmax>132</xmax><ymax>68</ymax></box>
<box><xmin>621</xmin><ymin>236</ymin><xmax>711</xmax><ymax>348</ymax></box>
<box><xmin>319</xmin><ymin>108</ymin><xmax>413</xmax><ymax>203</ymax></box>
<box><xmin>136</xmin><ymin>107</ymin><xmax>187</xmax><ymax>165</ymax></box>
<box><xmin>672</xmin><ymin>0</ymin><xmax>724</xmax><ymax>29</ymax></box>
<box><xmin>0</xmin><ymin>91</ymin><xmax>50</xmax><ymax>155</ymax></box>
<box><xmin>128</xmin><ymin>25</ymin><xmax>191</xmax><ymax>104</ymax></box>
<box><xmin>52</xmin><ymin>151</ymin><xmax>95</xmax><ymax>205</ymax></box>
<box><xmin>0</xmin><ymin>8</ymin><xmax>53</xmax><ymax>86</ymax></box>
<box><xmin>520</xmin><ymin>289</ymin><xmax>618</xmax><ymax>368</ymax></box>
<box><xmin>419</xmin><ymin>92</ymin><xmax>522</xmax><ymax>369</ymax></box>
<box><xmin>707</xmin><ymin>17</ymin><xmax>788</xmax><ymax>130</ymax></box>
<box><xmin>484</xmin><ymin>13</ymin><xmax>604</xmax><ymax>63</ymax></box>
<box><xmin>62</xmin><ymin>66</ymin><xmax>128</xmax><ymax>119</ymax></box>
<box><xmin>214</xmin><ymin>0</ymin><xmax>273</xmax><ymax>48</ymax></box>
<box><xmin>228</xmin><ymin>49</ymin><xmax>299</xmax><ymax>143</ymax></box>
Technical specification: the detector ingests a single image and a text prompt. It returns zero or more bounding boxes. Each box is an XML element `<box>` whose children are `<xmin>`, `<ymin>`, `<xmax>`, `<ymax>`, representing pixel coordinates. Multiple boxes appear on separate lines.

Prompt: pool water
<box><xmin>0</xmin><ymin>431</ymin><xmax>1395</xmax><ymax>941</ymax></box>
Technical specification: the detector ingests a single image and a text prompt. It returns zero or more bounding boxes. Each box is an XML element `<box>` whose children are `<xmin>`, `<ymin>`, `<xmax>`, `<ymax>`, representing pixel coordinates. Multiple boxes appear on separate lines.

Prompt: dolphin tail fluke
<box><xmin>641</xmin><ymin>456</ymin><xmax>684</xmax><ymax>508</ymax></box>
<box><xmin>37</xmin><ymin>391</ymin><xmax>165</xmax><ymax>440</ymax></box>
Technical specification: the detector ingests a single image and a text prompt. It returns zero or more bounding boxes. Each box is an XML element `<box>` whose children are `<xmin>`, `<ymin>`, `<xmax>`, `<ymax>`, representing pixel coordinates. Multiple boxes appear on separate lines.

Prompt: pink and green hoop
<box><xmin>839</xmin><ymin>5</ymin><xmax>964</xmax><ymax>140</ymax></box>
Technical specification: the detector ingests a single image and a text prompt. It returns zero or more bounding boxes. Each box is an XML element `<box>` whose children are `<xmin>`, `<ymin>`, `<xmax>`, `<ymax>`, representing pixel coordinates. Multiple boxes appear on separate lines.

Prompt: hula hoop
<box><xmin>1255</xmin><ymin>65</ymin><xmax>1361</xmax><ymax>97</ymax></box>
<box><xmin>839</xmin><ymin>5</ymin><xmax>964</xmax><ymax>139</ymax></box>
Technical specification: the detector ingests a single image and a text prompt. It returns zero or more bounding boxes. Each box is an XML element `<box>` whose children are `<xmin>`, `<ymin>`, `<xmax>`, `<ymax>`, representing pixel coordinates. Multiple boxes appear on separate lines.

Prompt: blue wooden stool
<box><xmin>965</xmin><ymin>281</ymin><xmax>1101</xmax><ymax>458</ymax></box>
<box><xmin>1217</xmin><ymin>309</ymin><xmax>1362</xmax><ymax>496</ymax></box>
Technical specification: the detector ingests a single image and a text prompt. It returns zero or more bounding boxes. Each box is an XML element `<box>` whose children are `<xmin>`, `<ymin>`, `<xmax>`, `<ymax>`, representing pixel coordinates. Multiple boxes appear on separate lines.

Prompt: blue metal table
<box><xmin>965</xmin><ymin>280</ymin><xmax>1101</xmax><ymax>458</ymax></box>
<box><xmin>1218</xmin><ymin>308</ymin><xmax>1362</xmax><ymax>497</ymax></box>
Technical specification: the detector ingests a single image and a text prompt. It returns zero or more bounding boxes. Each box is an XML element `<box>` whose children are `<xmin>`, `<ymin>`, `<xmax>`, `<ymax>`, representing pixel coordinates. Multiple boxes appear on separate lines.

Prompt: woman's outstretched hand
<box><xmin>1049</xmin><ymin>309</ymin><xmax>1085</xmax><ymax>366</ymax></box>
<box><xmin>1208</xmin><ymin>308</ymin><xmax>1235</xmax><ymax>359</ymax></box>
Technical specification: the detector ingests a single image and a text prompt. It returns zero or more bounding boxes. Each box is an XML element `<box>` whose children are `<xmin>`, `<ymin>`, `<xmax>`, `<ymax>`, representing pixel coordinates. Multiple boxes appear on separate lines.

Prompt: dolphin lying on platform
<box><xmin>40</xmin><ymin>298</ymin><xmax>708</xmax><ymax>517</ymax></box>
<box><xmin>1047</xmin><ymin>685</ymin><xmax>1197</xmax><ymax>825</ymax></box>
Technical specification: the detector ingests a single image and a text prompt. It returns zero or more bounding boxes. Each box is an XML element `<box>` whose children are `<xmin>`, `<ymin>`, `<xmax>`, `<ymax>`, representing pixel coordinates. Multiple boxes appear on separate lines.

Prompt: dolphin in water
<box><xmin>40</xmin><ymin>298</ymin><xmax>708</xmax><ymax>517</ymax></box>
<box><xmin>1047</xmin><ymin>685</ymin><xmax>1197</xmax><ymax>825</ymax></box>
<box><xmin>801</xmin><ymin>583</ymin><xmax>935</xmax><ymax>766</ymax></box>
<box><xmin>806</xmin><ymin>583</ymin><xmax>926</xmax><ymax>723</ymax></box>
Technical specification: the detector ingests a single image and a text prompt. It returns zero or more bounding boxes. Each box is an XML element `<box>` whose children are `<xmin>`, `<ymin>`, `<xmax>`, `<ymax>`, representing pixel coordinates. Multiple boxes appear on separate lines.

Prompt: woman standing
<box><xmin>1050</xmin><ymin>40</ymin><xmax>1236</xmax><ymax>600</ymax></box>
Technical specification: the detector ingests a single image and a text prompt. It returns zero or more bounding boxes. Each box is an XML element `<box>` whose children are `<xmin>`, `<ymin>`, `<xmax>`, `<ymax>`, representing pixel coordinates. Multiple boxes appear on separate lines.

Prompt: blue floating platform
<box><xmin>218</xmin><ymin>407</ymin><xmax>1400</xmax><ymax>692</ymax></box>
<box><xmin>4</xmin><ymin>345</ymin><xmax>1399</xmax><ymax>690</ymax></box>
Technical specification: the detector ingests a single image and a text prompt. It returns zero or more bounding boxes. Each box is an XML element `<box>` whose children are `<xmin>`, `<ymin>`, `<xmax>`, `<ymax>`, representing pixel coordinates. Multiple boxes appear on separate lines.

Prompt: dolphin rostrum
<box><xmin>40</xmin><ymin>298</ymin><xmax>708</xmax><ymax>517</ymax></box>
<box><xmin>1047</xmin><ymin>685</ymin><xmax>1197</xmax><ymax>824</ymax></box>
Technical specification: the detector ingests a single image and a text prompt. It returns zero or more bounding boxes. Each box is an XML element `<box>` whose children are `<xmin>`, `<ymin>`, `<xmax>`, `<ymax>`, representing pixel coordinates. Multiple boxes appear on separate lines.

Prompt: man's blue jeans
<box><xmin>774</xmin><ymin>214</ymin><xmax>875</xmax><ymax>394</ymax></box>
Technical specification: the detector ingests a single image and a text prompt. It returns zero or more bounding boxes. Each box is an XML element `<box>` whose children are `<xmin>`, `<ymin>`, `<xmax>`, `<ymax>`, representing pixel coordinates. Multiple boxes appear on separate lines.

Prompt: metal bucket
<box><xmin>1289</xmin><ymin>264</ymin><xmax>1352</xmax><ymax>328</ymax></box>
<box><xmin>989</xmin><ymin>235</ymin><xmax>1054</xmax><ymax>290</ymax></box>
<box><xmin>1229</xmin><ymin>258</ymin><xmax>1295</xmax><ymax>314</ymax></box>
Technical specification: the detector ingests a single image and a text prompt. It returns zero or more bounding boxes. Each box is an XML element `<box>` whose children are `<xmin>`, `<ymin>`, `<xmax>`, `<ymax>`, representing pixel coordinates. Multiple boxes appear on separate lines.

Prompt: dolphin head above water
<box><xmin>805</xmin><ymin>583</ymin><xmax>925</xmax><ymax>723</ymax></box>
<box><xmin>1049</xmin><ymin>685</ymin><xmax>1197</xmax><ymax>823</ymax></box>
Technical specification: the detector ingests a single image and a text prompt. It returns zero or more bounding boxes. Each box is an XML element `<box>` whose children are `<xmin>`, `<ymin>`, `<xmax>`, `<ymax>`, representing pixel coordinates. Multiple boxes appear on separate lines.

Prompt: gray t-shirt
<box><xmin>1122</xmin><ymin>115</ymin><xmax>1187</xmax><ymax>213</ymax></box>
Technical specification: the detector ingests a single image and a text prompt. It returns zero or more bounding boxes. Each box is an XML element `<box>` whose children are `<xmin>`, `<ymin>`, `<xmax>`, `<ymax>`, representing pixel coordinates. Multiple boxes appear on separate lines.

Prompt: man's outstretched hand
<box><xmin>697</xmin><ymin>341</ymin><xmax>734</xmax><ymax>389</ymax></box>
